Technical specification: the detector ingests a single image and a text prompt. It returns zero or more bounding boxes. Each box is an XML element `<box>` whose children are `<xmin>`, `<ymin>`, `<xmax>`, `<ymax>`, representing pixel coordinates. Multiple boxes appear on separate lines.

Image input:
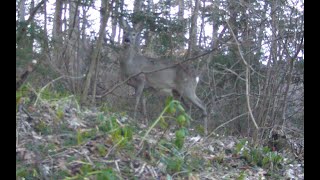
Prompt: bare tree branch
<box><xmin>226</xmin><ymin>19</ymin><xmax>259</xmax><ymax>130</ymax></box>
<box><xmin>16</xmin><ymin>0</ymin><xmax>46</xmax><ymax>43</ymax></box>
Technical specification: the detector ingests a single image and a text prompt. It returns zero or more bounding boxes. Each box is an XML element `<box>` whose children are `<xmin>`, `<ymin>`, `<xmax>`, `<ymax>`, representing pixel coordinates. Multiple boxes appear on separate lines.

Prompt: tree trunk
<box><xmin>110</xmin><ymin>0</ymin><xmax>119</xmax><ymax>42</ymax></box>
<box><xmin>67</xmin><ymin>0</ymin><xmax>81</xmax><ymax>93</ymax></box>
<box><xmin>81</xmin><ymin>6</ymin><xmax>88</xmax><ymax>43</ymax></box>
<box><xmin>81</xmin><ymin>0</ymin><xmax>110</xmax><ymax>104</ymax></box>
<box><xmin>43</xmin><ymin>0</ymin><xmax>49</xmax><ymax>52</ymax></box>
<box><xmin>178</xmin><ymin>0</ymin><xmax>184</xmax><ymax>20</ymax></box>
<box><xmin>52</xmin><ymin>0</ymin><xmax>63</xmax><ymax>68</ymax></box>
<box><xmin>198</xmin><ymin>0</ymin><xmax>205</xmax><ymax>47</ymax></box>
<box><xmin>144</xmin><ymin>0</ymin><xmax>155</xmax><ymax>56</ymax></box>
<box><xmin>19</xmin><ymin>0</ymin><xmax>26</xmax><ymax>21</ymax></box>
<box><xmin>118</xmin><ymin>0</ymin><xmax>124</xmax><ymax>43</ymax></box>
<box><xmin>177</xmin><ymin>0</ymin><xmax>185</xmax><ymax>51</ymax></box>
<box><xmin>187</xmin><ymin>0</ymin><xmax>199</xmax><ymax>58</ymax></box>
<box><xmin>133</xmin><ymin>0</ymin><xmax>143</xmax><ymax>48</ymax></box>
<box><xmin>29</xmin><ymin>0</ymin><xmax>35</xmax><ymax>53</ymax></box>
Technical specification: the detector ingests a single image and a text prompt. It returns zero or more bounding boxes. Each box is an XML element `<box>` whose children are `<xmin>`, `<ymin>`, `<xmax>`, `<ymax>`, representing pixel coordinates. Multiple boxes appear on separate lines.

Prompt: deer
<box><xmin>119</xmin><ymin>20</ymin><xmax>208</xmax><ymax>134</ymax></box>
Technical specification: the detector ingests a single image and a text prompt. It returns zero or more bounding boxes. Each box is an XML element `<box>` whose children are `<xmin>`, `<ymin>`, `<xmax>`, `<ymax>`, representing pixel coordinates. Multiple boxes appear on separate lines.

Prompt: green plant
<box><xmin>77</xmin><ymin>129</ymin><xmax>83</xmax><ymax>145</ymax></box>
<box><xmin>97</xmin><ymin>144</ymin><xmax>107</xmax><ymax>156</ymax></box>
<box><xmin>35</xmin><ymin>119</ymin><xmax>52</xmax><ymax>134</ymax></box>
<box><xmin>166</xmin><ymin>157</ymin><xmax>184</xmax><ymax>174</ymax></box>
<box><xmin>139</xmin><ymin>96</ymin><xmax>190</xmax><ymax>149</ymax></box>
<box><xmin>237</xmin><ymin>170</ymin><xmax>247</xmax><ymax>180</ymax></box>
<box><xmin>185</xmin><ymin>155</ymin><xmax>206</xmax><ymax>171</ymax></box>
<box><xmin>56</xmin><ymin>107</ymin><xmax>65</xmax><ymax>121</ymax></box>
<box><xmin>63</xmin><ymin>134</ymin><xmax>78</xmax><ymax>147</ymax></box>
<box><xmin>39</xmin><ymin>85</ymin><xmax>70</xmax><ymax>100</ymax></box>
<box><xmin>262</xmin><ymin>151</ymin><xmax>283</xmax><ymax>170</ymax></box>
<box><xmin>110</xmin><ymin>125</ymin><xmax>133</xmax><ymax>147</ymax></box>
<box><xmin>213</xmin><ymin>153</ymin><xmax>225</xmax><ymax>164</ymax></box>
<box><xmin>174</xmin><ymin>128</ymin><xmax>187</xmax><ymax>149</ymax></box>
<box><xmin>64</xmin><ymin>163</ymin><xmax>117</xmax><ymax>180</ymax></box>
<box><xmin>16</xmin><ymin>165</ymin><xmax>40</xmax><ymax>180</ymax></box>
<box><xmin>97</xmin><ymin>168</ymin><xmax>117</xmax><ymax>180</ymax></box>
<box><xmin>235</xmin><ymin>139</ymin><xmax>249</xmax><ymax>154</ymax></box>
<box><xmin>97</xmin><ymin>114</ymin><xmax>133</xmax><ymax>148</ymax></box>
<box><xmin>16</xmin><ymin>84</ymin><xmax>32</xmax><ymax>111</ymax></box>
<box><xmin>234</xmin><ymin>141</ymin><xmax>283</xmax><ymax>170</ymax></box>
<box><xmin>100</xmin><ymin>103</ymin><xmax>112</xmax><ymax>113</ymax></box>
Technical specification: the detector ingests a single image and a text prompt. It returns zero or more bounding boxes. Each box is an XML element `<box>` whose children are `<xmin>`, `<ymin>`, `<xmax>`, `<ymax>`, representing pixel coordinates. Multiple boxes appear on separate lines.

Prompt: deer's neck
<box><xmin>123</xmin><ymin>46</ymin><xmax>137</xmax><ymax>64</ymax></box>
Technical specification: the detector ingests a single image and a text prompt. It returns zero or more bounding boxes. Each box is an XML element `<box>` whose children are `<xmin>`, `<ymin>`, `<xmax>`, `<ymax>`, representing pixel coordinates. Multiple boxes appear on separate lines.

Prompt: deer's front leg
<box><xmin>141</xmin><ymin>95</ymin><xmax>148</xmax><ymax>125</ymax></box>
<box><xmin>133</xmin><ymin>74</ymin><xmax>146</xmax><ymax>120</ymax></box>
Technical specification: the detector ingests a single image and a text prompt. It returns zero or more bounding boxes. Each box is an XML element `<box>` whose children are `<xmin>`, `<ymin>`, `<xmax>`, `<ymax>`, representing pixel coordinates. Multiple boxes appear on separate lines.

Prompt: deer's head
<box><xmin>121</xmin><ymin>19</ymin><xmax>144</xmax><ymax>48</ymax></box>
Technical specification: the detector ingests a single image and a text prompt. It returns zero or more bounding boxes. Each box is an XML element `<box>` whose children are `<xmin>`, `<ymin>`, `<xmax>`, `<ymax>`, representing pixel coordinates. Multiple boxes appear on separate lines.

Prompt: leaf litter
<box><xmin>16</xmin><ymin>97</ymin><xmax>304</xmax><ymax>179</ymax></box>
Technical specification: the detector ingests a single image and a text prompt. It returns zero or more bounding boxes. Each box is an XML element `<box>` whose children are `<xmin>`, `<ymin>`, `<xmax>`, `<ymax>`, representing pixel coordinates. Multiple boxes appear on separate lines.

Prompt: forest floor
<box><xmin>16</xmin><ymin>97</ymin><xmax>304</xmax><ymax>180</ymax></box>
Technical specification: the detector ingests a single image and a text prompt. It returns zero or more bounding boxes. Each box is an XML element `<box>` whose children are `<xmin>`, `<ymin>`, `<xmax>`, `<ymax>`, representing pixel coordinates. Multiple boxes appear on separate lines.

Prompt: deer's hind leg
<box><xmin>177</xmin><ymin>85</ymin><xmax>208</xmax><ymax>134</ymax></box>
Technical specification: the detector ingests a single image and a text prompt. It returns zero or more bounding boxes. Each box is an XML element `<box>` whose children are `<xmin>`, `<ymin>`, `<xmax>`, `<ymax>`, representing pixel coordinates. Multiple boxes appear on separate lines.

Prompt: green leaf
<box><xmin>77</xmin><ymin>129</ymin><xmax>83</xmax><ymax>145</ymax></box>
<box><xmin>174</xmin><ymin>138</ymin><xmax>184</xmax><ymax>149</ymax></box>
<box><xmin>175</xmin><ymin>129</ymin><xmax>186</xmax><ymax>139</ymax></box>
<box><xmin>166</xmin><ymin>157</ymin><xmax>183</xmax><ymax>173</ymax></box>
<box><xmin>177</xmin><ymin>103</ymin><xmax>185</xmax><ymax>112</ymax></box>
<box><xmin>177</xmin><ymin>114</ymin><xmax>186</xmax><ymax>127</ymax></box>
<box><xmin>165</xmin><ymin>96</ymin><xmax>173</xmax><ymax>106</ymax></box>
<box><xmin>97</xmin><ymin>168</ymin><xmax>117</xmax><ymax>180</ymax></box>
<box><xmin>262</xmin><ymin>156</ymin><xmax>269</xmax><ymax>167</ymax></box>
<box><xmin>159</xmin><ymin>117</ymin><xmax>168</xmax><ymax>129</ymax></box>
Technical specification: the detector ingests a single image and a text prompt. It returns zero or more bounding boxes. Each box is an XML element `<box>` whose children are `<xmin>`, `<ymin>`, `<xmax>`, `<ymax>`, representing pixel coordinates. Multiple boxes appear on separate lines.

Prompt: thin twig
<box><xmin>114</xmin><ymin>160</ymin><xmax>122</xmax><ymax>176</ymax></box>
<box><xmin>21</xmin><ymin>106</ymin><xmax>34</xmax><ymax>120</ymax></box>
<box><xmin>226</xmin><ymin>19</ymin><xmax>259</xmax><ymax>130</ymax></box>
<box><xmin>218</xmin><ymin>65</ymin><xmax>246</xmax><ymax>81</ymax></box>
<box><xmin>138</xmin><ymin>163</ymin><xmax>147</xmax><ymax>175</ymax></box>
<box><xmin>104</xmin><ymin>138</ymin><xmax>124</xmax><ymax>159</ymax></box>
<box><xmin>203</xmin><ymin>112</ymin><xmax>249</xmax><ymax>142</ymax></box>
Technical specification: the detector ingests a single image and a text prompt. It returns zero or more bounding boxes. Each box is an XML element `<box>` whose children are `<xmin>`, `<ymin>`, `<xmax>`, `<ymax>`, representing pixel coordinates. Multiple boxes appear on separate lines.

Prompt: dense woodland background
<box><xmin>16</xmin><ymin>0</ymin><xmax>304</xmax><ymax>179</ymax></box>
<box><xmin>16</xmin><ymin>0</ymin><xmax>304</xmax><ymax>136</ymax></box>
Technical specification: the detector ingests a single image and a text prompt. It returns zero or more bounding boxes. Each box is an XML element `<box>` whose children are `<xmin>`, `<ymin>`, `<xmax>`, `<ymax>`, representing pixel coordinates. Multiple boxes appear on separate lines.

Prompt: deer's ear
<box><xmin>120</xmin><ymin>18</ymin><xmax>131</xmax><ymax>31</ymax></box>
